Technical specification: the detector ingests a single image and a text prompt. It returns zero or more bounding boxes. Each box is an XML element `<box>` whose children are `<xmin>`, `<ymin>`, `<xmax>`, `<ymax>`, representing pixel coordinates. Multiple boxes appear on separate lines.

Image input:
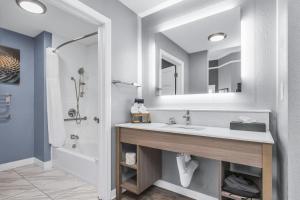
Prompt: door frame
<box><xmin>47</xmin><ymin>1</ymin><xmax>112</xmax><ymax>199</ymax></box>
<box><xmin>159</xmin><ymin>49</ymin><xmax>185</xmax><ymax>95</ymax></box>
<box><xmin>161</xmin><ymin>65</ymin><xmax>177</xmax><ymax>95</ymax></box>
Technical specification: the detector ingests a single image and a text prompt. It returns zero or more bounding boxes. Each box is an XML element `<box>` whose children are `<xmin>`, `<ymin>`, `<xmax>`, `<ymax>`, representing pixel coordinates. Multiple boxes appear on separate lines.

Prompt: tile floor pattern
<box><xmin>119</xmin><ymin>187</ymin><xmax>194</xmax><ymax>200</ymax></box>
<box><xmin>0</xmin><ymin>164</ymin><xmax>193</xmax><ymax>200</ymax></box>
<box><xmin>0</xmin><ymin>164</ymin><xmax>98</xmax><ymax>200</ymax></box>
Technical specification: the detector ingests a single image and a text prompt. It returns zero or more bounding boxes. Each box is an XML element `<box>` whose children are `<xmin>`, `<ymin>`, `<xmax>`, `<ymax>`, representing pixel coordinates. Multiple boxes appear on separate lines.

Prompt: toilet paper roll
<box><xmin>125</xmin><ymin>152</ymin><xmax>136</xmax><ymax>165</ymax></box>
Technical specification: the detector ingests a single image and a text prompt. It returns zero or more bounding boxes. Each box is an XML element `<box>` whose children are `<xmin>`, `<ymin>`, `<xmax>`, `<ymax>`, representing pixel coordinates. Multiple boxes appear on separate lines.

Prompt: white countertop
<box><xmin>115</xmin><ymin>123</ymin><xmax>274</xmax><ymax>144</ymax></box>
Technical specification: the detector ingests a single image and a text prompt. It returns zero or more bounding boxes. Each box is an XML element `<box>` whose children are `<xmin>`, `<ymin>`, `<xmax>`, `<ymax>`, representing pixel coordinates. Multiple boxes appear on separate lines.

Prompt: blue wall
<box><xmin>0</xmin><ymin>28</ymin><xmax>35</xmax><ymax>164</ymax></box>
<box><xmin>0</xmin><ymin>28</ymin><xmax>52</xmax><ymax>164</ymax></box>
<box><xmin>34</xmin><ymin>32</ymin><xmax>52</xmax><ymax>162</ymax></box>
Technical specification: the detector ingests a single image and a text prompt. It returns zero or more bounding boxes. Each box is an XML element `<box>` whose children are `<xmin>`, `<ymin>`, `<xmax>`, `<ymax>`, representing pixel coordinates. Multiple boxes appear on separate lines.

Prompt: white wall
<box><xmin>288</xmin><ymin>0</ymin><xmax>300</xmax><ymax>199</ymax></box>
<box><xmin>52</xmin><ymin>35</ymin><xmax>99</xmax><ymax>154</ymax></box>
<box><xmin>276</xmin><ymin>0</ymin><xmax>288</xmax><ymax>199</ymax></box>
<box><xmin>189</xmin><ymin>51</ymin><xmax>208</xmax><ymax>94</ymax></box>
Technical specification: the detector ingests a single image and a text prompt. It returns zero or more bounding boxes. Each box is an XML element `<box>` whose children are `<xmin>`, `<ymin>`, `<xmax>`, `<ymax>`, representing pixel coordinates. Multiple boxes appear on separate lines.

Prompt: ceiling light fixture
<box><xmin>208</xmin><ymin>33</ymin><xmax>227</xmax><ymax>42</ymax></box>
<box><xmin>16</xmin><ymin>0</ymin><xmax>47</xmax><ymax>14</ymax></box>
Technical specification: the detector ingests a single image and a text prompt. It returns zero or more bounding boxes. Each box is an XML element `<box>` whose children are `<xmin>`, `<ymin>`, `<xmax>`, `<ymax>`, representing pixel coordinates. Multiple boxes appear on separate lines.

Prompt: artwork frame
<box><xmin>0</xmin><ymin>45</ymin><xmax>20</xmax><ymax>84</ymax></box>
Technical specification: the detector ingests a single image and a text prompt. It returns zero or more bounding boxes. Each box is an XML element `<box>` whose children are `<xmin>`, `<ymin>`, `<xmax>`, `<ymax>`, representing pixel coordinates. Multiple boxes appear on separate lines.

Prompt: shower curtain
<box><xmin>46</xmin><ymin>48</ymin><xmax>66</xmax><ymax>147</ymax></box>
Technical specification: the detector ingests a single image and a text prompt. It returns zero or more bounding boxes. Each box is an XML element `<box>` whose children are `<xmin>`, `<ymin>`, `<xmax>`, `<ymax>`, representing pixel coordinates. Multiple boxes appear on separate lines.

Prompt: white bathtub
<box><xmin>52</xmin><ymin>142</ymin><xmax>98</xmax><ymax>185</ymax></box>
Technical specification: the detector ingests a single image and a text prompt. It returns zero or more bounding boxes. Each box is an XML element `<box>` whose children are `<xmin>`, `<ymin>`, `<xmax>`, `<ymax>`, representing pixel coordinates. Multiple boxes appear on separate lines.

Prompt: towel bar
<box><xmin>0</xmin><ymin>114</ymin><xmax>11</xmax><ymax>120</ymax></box>
<box><xmin>64</xmin><ymin>116</ymin><xmax>87</xmax><ymax>121</ymax></box>
<box><xmin>112</xmin><ymin>80</ymin><xmax>142</xmax><ymax>88</ymax></box>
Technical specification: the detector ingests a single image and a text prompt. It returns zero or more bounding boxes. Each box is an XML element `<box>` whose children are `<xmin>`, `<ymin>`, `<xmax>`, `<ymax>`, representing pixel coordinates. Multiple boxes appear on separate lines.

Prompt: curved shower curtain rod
<box><xmin>53</xmin><ymin>32</ymin><xmax>98</xmax><ymax>53</ymax></box>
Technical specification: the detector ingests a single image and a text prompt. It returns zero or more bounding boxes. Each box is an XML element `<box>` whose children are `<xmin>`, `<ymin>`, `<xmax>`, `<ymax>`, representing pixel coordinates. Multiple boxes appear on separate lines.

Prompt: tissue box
<box><xmin>230</xmin><ymin>122</ymin><xmax>266</xmax><ymax>132</ymax></box>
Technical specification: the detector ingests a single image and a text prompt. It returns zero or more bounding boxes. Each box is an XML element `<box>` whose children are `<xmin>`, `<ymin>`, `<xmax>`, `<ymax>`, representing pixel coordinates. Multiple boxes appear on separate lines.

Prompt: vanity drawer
<box><xmin>119</xmin><ymin>127</ymin><xmax>263</xmax><ymax>168</ymax></box>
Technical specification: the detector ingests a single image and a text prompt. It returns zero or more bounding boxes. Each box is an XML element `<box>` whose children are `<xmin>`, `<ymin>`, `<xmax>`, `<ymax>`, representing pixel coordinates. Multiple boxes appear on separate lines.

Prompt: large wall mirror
<box><xmin>156</xmin><ymin>8</ymin><xmax>241</xmax><ymax>95</ymax></box>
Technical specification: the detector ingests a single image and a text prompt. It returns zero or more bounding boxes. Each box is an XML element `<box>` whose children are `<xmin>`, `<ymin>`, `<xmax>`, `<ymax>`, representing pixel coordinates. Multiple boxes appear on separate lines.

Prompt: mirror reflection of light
<box><xmin>139</xmin><ymin>0</ymin><xmax>184</xmax><ymax>17</ymax></box>
<box><xmin>149</xmin><ymin>39</ymin><xmax>157</xmax><ymax>89</ymax></box>
<box><xmin>157</xmin><ymin>92</ymin><xmax>238</xmax><ymax>107</ymax></box>
<box><xmin>137</xmin><ymin>18</ymin><xmax>143</xmax><ymax>98</ymax></box>
<box><xmin>158</xmin><ymin>0</ymin><xmax>239</xmax><ymax>32</ymax></box>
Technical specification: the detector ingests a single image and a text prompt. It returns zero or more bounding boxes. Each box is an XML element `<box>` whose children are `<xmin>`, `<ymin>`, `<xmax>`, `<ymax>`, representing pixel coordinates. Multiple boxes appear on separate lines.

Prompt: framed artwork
<box><xmin>0</xmin><ymin>45</ymin><xmax>20</xmax><ymax>84</ymax></box>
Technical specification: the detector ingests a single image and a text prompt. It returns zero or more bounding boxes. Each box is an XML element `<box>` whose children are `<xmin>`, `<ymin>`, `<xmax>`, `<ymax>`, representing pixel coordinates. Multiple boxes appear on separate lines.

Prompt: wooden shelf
<box><xmin>120</xmin><ymin>161</ymin><xmax>137</xmax><ymax>170</ymax></box>
<box><xmin>120</xmin><ymin>177</ymin><xmax>138</xmax><ymax>194</ymax></box>
<box><xmin>220</xmin><ymin>162</ymin><xmax>262</xmax><ymax>200</ymax></box>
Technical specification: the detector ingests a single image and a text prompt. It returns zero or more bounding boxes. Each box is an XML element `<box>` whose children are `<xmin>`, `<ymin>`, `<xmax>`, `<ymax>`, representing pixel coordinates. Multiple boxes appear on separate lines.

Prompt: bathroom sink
<box><xmin>162</xmin><ymin>124</ymin><xmax>205</xmax><ymax>131</ymax></box>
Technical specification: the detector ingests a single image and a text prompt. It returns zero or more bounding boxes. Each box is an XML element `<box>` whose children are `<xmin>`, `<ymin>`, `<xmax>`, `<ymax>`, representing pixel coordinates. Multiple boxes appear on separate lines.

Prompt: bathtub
<box><xmin>52</xmin><ymin>142</ymin><xmax>98</xmax><ymax>185</ymax></box>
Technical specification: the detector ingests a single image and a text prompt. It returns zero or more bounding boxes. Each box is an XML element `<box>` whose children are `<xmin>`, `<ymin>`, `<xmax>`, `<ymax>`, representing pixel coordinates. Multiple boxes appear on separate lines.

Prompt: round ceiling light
<box><xmin>208</xmin><ymin>33</ymin><xmax>227</xmax><ymax>42</ymax></box>
<box><xmin>16</xmin><ymin>0</ymin><xmax>47</xmax><ymax>14</ymax></box>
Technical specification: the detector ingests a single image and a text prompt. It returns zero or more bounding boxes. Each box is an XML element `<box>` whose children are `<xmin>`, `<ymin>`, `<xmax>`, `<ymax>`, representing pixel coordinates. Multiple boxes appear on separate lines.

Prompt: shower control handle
<box><xmin>94</xmin><ymin>117</ymin><xmax>100</xmax><ymax>124</ymax></box>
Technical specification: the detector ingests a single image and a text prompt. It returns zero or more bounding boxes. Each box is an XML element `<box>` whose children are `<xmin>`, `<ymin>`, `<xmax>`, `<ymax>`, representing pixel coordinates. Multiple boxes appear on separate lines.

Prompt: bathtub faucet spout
<box><xmin>70</xmin><ymin>134</ymin><xmax>79</xmax><ymax>140</ymax></box>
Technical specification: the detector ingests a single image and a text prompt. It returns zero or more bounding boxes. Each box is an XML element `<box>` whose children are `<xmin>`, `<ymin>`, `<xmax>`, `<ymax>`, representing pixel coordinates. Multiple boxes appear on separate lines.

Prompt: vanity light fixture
<box><xmin>16</xmin><ymin>0</ymin><xmax>47</xmax><ymax>14</ymax></box>
<box><xmin>208</xmin><ymin>33</ymin><xmax>227</xmax><ymax>42</ymax></box>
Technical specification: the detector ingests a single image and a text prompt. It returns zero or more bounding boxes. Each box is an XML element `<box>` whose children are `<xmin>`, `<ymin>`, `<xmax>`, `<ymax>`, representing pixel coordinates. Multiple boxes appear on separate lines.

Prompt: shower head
<box><xmin>71</xmin><ymin>77</ymin><xmax>75</xmax><ymax>81</ymax></box>
<box><xmin>78</xmin><ymin>68</ymin><xmax>85</xmax><ymax>75</ymax></box>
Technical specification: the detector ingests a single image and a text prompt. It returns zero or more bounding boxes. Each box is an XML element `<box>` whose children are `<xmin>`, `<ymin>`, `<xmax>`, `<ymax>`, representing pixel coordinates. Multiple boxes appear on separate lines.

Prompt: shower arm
<box><xmin>53</xmin><ymin>32</ymin><xmax>98</xmax><ymax>53</ymax></box>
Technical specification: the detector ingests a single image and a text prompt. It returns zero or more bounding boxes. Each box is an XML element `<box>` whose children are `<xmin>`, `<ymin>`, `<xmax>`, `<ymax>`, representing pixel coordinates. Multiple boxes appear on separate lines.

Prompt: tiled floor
<box><xmin>120</xmin><ymin>187</ymin><xmax>194</xmax><ymax>200</ymax></box>
<box><xmin>0</xmin><ymin>164</ymin><xmax>98</xmax><ymax>200</ymax></box>
<box><xmin>0</xmin><ymin>164</ymin><xmax>193</xmax><ymax>200</ymax></box>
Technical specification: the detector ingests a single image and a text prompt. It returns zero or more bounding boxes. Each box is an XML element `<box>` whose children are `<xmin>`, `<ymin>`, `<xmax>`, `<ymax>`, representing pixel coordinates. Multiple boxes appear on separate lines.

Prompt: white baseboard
<box><xmin>110</xmin><ymin>188</ymin><xmax>126</xmax><ymax>200</ymax></box>
<box><xmin>0</xmin><ymin>157</ymin><xmax>53</xmax><ymax>172</ymax></box>
<box><xmin>0</xmin><ymin>158</ymin><xmax>34</xmax><ymax>171</ymax></box>
<box><xmin>154</xmin><ymin>180</ymin><xmax>218</xmax><ymax>200</ymax></box>
<box><xmin>110</xmin><ymin>189</ymin><xmax>116</xmax><ymax>200</ymax></box>
<box><xmin>34</xmin><ymin>158</ymin><xmax>53</xmax><ymax>170</ymax></box>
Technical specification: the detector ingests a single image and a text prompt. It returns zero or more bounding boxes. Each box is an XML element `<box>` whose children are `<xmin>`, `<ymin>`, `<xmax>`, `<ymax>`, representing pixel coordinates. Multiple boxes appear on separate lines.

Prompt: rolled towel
<box><xmin>125</xmin><ymin>152</ymin><xmax>136</xmax><ymax>165</ymax></box>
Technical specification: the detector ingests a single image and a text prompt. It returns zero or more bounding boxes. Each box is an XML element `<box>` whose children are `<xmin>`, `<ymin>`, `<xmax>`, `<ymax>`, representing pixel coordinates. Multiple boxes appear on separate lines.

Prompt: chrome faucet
<box><xmin>183</xmin><ymin>110</ymin><xmax>191</xmax><ymax>125</ymax></box>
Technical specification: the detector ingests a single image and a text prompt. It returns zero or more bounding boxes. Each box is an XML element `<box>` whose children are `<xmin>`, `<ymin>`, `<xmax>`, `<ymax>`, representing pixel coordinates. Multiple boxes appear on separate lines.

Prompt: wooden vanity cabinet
<box><xmin>116</xmin><ymin>128</ymin><xmax>162</xmax><ymax>199</ymax></box>
<box><xmin>116</xmin><ymin>127</ymin><xmax>273</xmax><ymax>200</ymax></box>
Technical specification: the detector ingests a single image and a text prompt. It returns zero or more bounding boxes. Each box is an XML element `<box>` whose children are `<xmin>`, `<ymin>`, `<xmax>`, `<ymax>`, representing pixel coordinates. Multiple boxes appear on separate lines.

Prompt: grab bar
<box><xmin>112</xmin><ymin>80</ymin><xmax>142</xmax><ymax>88</ymax></box>
<box><xmin>64</xmin><ymin>116</ymin><xmax>87</xmax><ymax>122</ymax></box>
<box><xmin>0</xmin><ymin>114</ymin><xmax>11</xmax><ymax>120</ymax></box>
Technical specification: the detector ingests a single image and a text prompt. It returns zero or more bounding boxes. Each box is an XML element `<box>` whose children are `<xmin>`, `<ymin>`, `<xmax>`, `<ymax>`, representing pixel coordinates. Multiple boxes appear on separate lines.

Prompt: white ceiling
<box><xmin>119</xmin><ymin>0</ymin><xmax>184</xmax><ymax>17</ymax></box>
<box><xmin>162</xmin><ymin>8</ymin><xmax>241</xmax><ymax>55</ymax></box>
<box><xmin>0</xmin><ymin>0</ymin><xmax>98</xmax><ymax>45</ymax></box>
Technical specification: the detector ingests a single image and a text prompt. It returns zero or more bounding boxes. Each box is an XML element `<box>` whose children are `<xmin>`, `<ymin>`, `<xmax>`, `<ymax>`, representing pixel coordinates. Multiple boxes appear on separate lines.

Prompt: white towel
<box><xmin>125</xmin><ymin>152</ymin><xmax>136</xmax><ymax>165</ymax></box>
<box><xmin>46</xmin><ymin>48</ymin><xmax>66</xmax><ymax>147</ymax></box>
